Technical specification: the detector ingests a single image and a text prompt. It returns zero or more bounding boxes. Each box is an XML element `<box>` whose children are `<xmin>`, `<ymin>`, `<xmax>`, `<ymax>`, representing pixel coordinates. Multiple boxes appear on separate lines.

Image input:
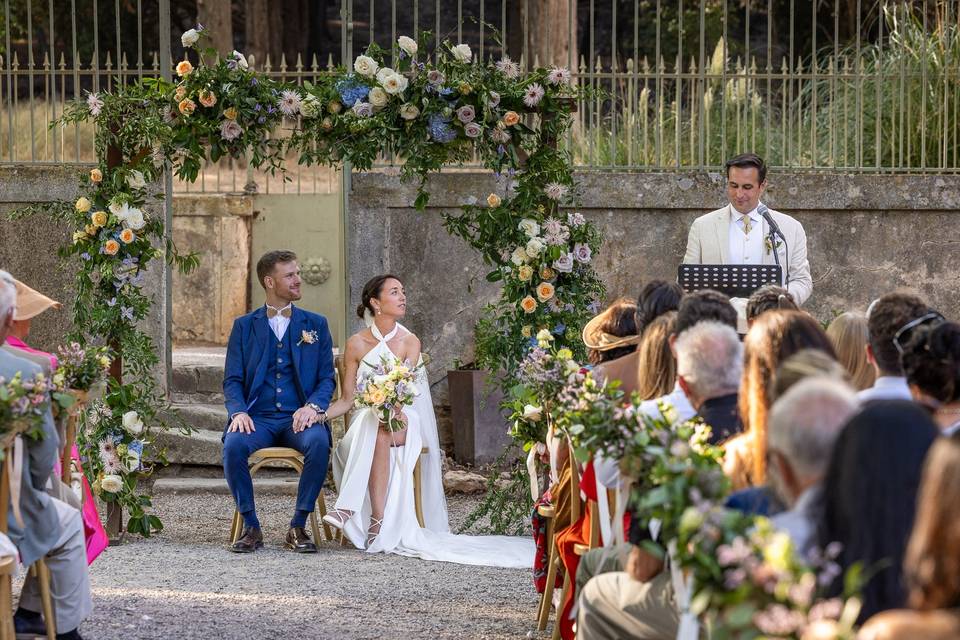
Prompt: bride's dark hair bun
<box><xmin>357</xmin><ymin>274</ymin><xmax>403</xmax><ymax>319</ymax></box>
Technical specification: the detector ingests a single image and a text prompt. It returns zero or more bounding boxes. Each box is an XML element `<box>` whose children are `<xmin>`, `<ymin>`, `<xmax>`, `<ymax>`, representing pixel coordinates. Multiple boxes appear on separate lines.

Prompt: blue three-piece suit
<box><xmin>222</xmin><ymin>305</ymin><xmax>336</xmax><ymax>522</ymax></box>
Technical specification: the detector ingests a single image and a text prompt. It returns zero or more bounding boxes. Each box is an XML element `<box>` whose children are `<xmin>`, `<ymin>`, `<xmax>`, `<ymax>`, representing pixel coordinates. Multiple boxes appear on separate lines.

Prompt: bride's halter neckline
<box><xmin>371</xmin><ymin>321</ymin><xmax>401</xmax><ymax>343</ymax></box>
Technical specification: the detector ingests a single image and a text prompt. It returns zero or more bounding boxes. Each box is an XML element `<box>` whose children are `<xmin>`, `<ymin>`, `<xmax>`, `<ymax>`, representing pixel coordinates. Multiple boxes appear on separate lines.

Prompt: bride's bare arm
<box><xmin>324</xmin><ymin>335</ymin><xmax>364</xmax><ymax>421</ymax></box>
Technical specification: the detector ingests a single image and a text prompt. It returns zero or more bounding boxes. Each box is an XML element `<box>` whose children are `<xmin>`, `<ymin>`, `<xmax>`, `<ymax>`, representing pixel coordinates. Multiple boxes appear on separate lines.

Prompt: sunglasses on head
<box><xmin>893</xmin><ymin>311</ymin><xmax>945</xmax><ymax>355</ymax></box>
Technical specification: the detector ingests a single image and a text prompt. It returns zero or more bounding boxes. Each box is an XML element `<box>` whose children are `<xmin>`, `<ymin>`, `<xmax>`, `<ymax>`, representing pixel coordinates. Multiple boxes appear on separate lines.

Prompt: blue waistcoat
<box><xmin>248</xmin><ymin>330</ymin><xmax>299</xmax><ymax>418</ymax></box>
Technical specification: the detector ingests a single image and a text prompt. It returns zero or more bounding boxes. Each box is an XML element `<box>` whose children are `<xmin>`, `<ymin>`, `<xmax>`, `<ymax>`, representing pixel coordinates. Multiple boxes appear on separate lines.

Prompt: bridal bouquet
<box><xmin>0</xmin><ymin>371</ymin><xmax>51</xmax><ymax>448</ymax></box>
<box><xmin>355</xmin><ymin>354</ymin><xmax>422</xmax><ymax>432</ymax></box>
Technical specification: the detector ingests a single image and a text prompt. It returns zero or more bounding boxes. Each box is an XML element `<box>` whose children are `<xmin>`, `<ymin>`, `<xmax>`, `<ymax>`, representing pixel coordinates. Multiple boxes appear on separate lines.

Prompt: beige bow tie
<box><xmin>740</xmin><ymin>214</ymin><xmax>753</xmax><ymax>236</ymax></box>
<box><xmin>266</xmin><ymin>304</ymin><xmax>292</xmax><ymax>319</ymax></box>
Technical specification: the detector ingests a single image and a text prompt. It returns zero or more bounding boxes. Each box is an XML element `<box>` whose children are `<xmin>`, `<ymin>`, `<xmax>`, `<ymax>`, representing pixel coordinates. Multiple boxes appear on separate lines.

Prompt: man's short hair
<box><xmin>0</xmin><ymin>270</ymin><xmax>16</xmax><ymax>322</ymax></box>
<box><xmin>255</xmin><ymin>250</ymin><xmax>298</xmax><ymax>288</ymax></box>
<box><xmin>867</xmin><ymin>292</ymin><xmax>931</xmax><ymax>376</ymax></box>
<box><xmin>675</xmin><ymin>321</ymin><xmax>743</xmax><ymax>400</ymax></box>
<box><xmin>767</xmin><ymin>377</ymin><xmax>858</xmax><ymax>479</ymax></box>
<box><xmin>725</xmin><ymin>153</ymin><xmax>767</xmax><ymax>184</ymax></box>
<box><xmin>674</xmin><ymin>290</ymin><xmax>738</xmax><ymax>336</ymax></box>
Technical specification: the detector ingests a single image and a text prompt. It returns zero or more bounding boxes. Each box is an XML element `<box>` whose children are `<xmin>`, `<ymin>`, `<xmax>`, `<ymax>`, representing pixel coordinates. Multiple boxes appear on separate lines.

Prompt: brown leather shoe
<box><xmin>229</xmin><ymin>526</ymin><xmax>263</xmax><ymax>553</ymax></box>
<box><xmin>285</xmin><ymin>526</ymin><xmax>318</xmax><ymax>553</ymax></box>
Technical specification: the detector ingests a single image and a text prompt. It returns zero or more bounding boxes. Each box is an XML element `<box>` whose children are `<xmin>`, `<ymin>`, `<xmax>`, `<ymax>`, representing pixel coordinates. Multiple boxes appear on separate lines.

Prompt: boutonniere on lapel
<box><xmin>764</xmin><ymin>236</ymin><xmax>784</xmax><ymax>255</ymax></box>
<box><xmin>298</xmin><ymin>330</ymin><xmax>318</xmax><ymax>346</ymax></box>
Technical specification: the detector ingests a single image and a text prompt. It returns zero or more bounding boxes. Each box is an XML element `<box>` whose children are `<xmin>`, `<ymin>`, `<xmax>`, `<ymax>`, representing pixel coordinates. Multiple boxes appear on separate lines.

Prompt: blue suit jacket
<box><xmin>222</xmin><ymin>305</ymin><xmax>336</xmax><ymax>427</ymax></box>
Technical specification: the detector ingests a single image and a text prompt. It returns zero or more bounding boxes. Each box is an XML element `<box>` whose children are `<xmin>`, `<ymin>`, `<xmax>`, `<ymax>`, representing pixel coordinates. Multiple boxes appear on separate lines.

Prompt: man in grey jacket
<box><xmin>0</xmin><ymin>270</ymin><xmax>91</xmax><ymax>639</ymax></box>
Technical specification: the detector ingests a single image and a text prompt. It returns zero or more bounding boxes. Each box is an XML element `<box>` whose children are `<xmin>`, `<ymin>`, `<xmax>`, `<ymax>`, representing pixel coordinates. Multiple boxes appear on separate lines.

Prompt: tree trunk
<box><xmin>197</xmin><ymin>0</ymin><xmax>234</xmax><ymax>58</ymax></box>
<box><xmin>524</xmin><ymin>0</ymin><xmax>578</xmax><ymax>70</ymax></box>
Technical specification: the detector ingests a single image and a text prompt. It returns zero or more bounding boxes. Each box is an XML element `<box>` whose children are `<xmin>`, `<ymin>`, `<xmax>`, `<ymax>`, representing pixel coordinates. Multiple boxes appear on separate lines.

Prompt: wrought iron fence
<box><xmin>0</xmin><ymin>0</ymin><xmax>958</xmax><ymax>194</ymax></box>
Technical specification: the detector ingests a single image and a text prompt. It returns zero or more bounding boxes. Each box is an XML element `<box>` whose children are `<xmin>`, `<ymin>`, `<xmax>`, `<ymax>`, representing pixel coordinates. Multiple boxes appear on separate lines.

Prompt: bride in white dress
<box><xmin>322</xmin><ymin>274</ymin><xmax>534</xmax><ymax>568</ymax></box>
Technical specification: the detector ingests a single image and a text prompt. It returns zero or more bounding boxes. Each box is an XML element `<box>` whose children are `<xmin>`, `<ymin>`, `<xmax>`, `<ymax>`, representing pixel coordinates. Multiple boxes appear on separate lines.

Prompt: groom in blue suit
<box><xmin>222</xmin><ymin>250</ymin><xmax>335</xmax><ymax>553</ymax></box>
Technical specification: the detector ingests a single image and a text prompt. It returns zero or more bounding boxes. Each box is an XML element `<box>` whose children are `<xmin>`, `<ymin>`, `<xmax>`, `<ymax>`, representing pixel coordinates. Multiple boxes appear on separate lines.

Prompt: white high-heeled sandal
<box><xmin>322</xmin><ymin>508</ymin><xmax>353</xmax><ymax>531</ymax></box>
<box><xmin>366</xmin><ymin>517</ymin><xmax>383</xmax><ymax>547</ymax></box>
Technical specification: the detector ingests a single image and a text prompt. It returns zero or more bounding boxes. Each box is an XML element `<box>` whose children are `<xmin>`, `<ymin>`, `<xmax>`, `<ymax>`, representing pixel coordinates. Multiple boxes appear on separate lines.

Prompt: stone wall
<box><xmin>0</xmin><ymin>165</ymin><xmax>169</xmax><ymax>386</ymax></box>
<box><xmin>349</xmin><ymin>171</ymin><xmax>960</xmax><ymax>443</ymax></box>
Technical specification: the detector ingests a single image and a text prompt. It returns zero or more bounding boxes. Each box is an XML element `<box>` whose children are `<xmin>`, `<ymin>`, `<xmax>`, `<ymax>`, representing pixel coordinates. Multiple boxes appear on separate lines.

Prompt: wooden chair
<box><xmin>332</xmin><ymin>353</ymin><xmax>428</xmax><ymax>544</ymax></box>
<box><xmin>1</xmin><ymin>432</ymin><xmax>56</xmax><ymax>639</ymax></box>
<box><xmin>538</xmin><ymin>440</ymin><xmax>583</xmax><ymax>632</ymax></box>
<box><xmin>228</xmin><ymin>447</ymin><xmax>334</xmax><ymax>544</ymax></box>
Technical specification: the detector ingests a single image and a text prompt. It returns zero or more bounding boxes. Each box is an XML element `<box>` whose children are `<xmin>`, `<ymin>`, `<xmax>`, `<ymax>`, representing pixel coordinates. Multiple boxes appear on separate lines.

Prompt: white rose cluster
<box><xmin>181</xmin><ymin>28</ymin><xmax>200</xmax><ymax>48</ymax></box>
<box><xmin>451</xmin><ymin>43</ymin><xmax>472</xmax><ymax>64</ymax></box>
<box><xmin>398</xmin><ymin>36</ymin><xmax>418</xmax><ymax>57</ymax></box>
<box><xmin>353</xmin><ymin>55</ymin><xmax>379</xmax><ymax>77</ymax></box>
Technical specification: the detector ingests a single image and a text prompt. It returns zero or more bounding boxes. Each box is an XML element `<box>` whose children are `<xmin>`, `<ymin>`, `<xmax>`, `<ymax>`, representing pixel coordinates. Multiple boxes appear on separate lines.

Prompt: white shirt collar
<box><xmin>729</xmin><ymin>203</ymin><xmax>763</xmax><ymax>223</ymax></box>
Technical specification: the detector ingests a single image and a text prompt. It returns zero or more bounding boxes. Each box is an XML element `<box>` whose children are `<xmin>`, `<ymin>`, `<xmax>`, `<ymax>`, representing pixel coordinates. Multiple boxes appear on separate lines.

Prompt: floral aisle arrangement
<box><xmin>0</xmin><ymin>371</ymin><xmax>51</xmax><ymax>455</ymax></box>
<box><xmin>10</xmin><ymin>25</ymin><xmax>604</xmax><ymax>536</ymax></box>
<box><xmin>354</xmin><ymin>354</ymin><xmax>422</xmax><ymax>432</ymax></box>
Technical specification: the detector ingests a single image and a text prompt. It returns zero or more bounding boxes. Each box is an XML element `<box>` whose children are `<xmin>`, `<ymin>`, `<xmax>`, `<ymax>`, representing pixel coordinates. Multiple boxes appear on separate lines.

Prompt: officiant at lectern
<box><xmin>682</xmin><ymin>153</ymin><xmax>813</xmax><ymax>329</ymax></box>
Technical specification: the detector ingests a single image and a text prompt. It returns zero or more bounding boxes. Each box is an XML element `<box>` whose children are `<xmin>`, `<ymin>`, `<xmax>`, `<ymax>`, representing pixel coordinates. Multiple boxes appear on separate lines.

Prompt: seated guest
<box><xmin>727</xmin><ymin>348</ymin><xmax>849</xmax><ymax>517</ymax></box>
<box><xmin>815</xmin><ymin>400</ymin><xmax>939</xmax><ymax>623</ymax></box>
<box><xmin>0</xmin><ymin>271</ymin><xmax>91</xmax><ymax>639</ymax></box>
<box><xmin>582</xmin><ymin>298</ymin><xmax>642</xmax><ymax>394</ymax></box>
<box><xmin>634</xmin><ymin>311</ymin><xmax>677</xmax><ymax>401</ymax></box>
<box><xmin>635</xmin><ymin>280</ymin><xmax>682</xmax><ymax>336</ymax></box>
<box><xmin>766</xmin><ymin>378</ymin><xmax>858</xmax><ymax>555</ymax></box>
<box><xmin>827</xmin><ymin>311</ymin><xmax>875</xmax><ymax>391</ymax></box>
<box><xmin>595</xmin><ymin>291</ymin><xmax>738</xmax><ymax>489</ymax></box>
<box><xmin>858</xmin><ymin>434</ymin><xmax>960</xmax><ymax>640</ymax></box>
<box><xmin>745</xmin><ymin>284</ymin><xmax>797</xmax><ymax>330</ymax></box>
<box><xmin>674</xmin><ymin>321</ymin><xmax>743</xmax><ymax>444</ymax></box>
<box><xmin>900</xmin><ymin>320</ymin><xmax>960</xmax><ymax>435</ymax></box>
<box><xmin>724</xmin><ymin>310</ymin><xmax>837</xmax><ymax>490</ymax></box>
<box><xmin>1</xmin><ymin>278</ymin><xmax>62</xmax><ymax>373</ymax></box>
<box><xmin>860</xmin><ymin>292</ymin><xmax>932</xmax><ymax>402</ymax></box>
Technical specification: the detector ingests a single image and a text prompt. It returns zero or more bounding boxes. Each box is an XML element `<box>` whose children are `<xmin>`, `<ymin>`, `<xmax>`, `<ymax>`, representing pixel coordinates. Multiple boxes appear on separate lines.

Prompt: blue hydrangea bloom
<box><xmin>336</xmin><ymin>75</ymin><xmax>370</xmax><ymax>107</ymax></box>
<box><xmin>552</xmin><ymin>323</ymin><xmax>566</xmax><ymax>335</ymax></box>
<box><xmin>427</xmin><ymin>113</ymin><xmax>457</xmax><ymax>143</ymax></box>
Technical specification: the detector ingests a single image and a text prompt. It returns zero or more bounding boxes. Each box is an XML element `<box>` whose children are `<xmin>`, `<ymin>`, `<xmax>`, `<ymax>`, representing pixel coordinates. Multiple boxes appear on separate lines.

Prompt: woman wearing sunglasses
<box><xmin>899</xmin><ymin>317</ymin><xmax>960</xmax><ymax>435</ymax></box>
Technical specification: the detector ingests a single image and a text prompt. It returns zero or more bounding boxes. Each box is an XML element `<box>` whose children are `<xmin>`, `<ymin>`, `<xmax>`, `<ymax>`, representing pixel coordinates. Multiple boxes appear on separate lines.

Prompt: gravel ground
<box><xmin>74</xmin><ymin>491</ymin><xmax>541</xmax><ymax>640</ymax></box>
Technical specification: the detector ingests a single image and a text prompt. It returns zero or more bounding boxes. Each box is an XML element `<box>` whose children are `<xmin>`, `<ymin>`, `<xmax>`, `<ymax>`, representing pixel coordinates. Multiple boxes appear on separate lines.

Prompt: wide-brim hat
<box><xmin>14</xmin><ymin>279</ymin><xmax>62</xmax><ymax>321</ymax></box>
<box><xmin>581</xmin><ymin>300</ymin><xmax>642</xmax><ymax>351</ymax></box>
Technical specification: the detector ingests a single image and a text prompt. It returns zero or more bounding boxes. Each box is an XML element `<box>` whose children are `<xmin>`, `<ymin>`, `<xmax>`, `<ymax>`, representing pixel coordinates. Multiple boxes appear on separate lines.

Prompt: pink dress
<box><xmin>5</xmin><ymin>338</ymin><xmax>108</xmax><ymax>564</ymax></box>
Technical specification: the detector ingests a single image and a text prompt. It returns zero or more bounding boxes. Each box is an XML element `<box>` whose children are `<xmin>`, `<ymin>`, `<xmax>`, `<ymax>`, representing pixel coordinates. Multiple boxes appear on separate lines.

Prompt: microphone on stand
<box><xmin>756</xmin><ymin>203</ymin><xmax>790</xmax><ymax>287</ymax></box>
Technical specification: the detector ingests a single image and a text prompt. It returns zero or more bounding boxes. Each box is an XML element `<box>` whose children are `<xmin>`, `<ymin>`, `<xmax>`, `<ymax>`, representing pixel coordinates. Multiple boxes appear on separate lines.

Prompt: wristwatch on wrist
<box><xmin>306</xmin><ymin>403</ymin><xmax>326</xmax><ymax>421</ymax></box>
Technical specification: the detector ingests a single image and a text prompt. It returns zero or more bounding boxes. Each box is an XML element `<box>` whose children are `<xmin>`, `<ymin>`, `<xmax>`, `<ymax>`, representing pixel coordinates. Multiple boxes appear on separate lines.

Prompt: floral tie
<box><xmin>740</xmin><ymin>214</ymin><xmax>753</xmax><ymax>236</ymax></box>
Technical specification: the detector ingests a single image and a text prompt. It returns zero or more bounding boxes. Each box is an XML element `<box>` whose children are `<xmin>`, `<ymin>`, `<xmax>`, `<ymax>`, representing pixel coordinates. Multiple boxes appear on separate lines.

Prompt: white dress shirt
<box><xmin>266</xmin><ymin>304</ymin><xmax>291</xmax><ymax>341</ymax></box>
<box><xmin>857</xmin><ymin>376</ymin><xmax>912</xmax><ymax>403</ymax></box>
<box><xmin>728</xmin><ymin>205</ymin><xmax>765</xmax><ymax>266</ymax></box>
<box><xmin>596</xmin><ymin>383</ymin><xmax>697</xmax><ymax>489</ymax></box>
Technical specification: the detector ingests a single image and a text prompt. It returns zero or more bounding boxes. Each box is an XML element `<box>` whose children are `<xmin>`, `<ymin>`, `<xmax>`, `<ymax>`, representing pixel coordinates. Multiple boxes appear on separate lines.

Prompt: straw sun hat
<box><xmin>581</xmin><ymin>298</ymin><xmax>642</xmax><ymax>351</ymax></box>
<box><xmin>13</xmin><ymin>279</ymin><xmax>62</xmax><ymax>321</ymax></box>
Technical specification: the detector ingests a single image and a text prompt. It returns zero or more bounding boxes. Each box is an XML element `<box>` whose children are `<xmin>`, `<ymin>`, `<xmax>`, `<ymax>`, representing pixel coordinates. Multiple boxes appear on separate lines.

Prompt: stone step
<box><xmin>153</xmin><ymin>427</ymin><xmax>224</xmax><ymax>468</ymax></box>
<box><xmin>171</xmin><ymin>347</ymin><xmax>226</xmax><ymax>401</ymax></box>
<box><xmin>152</xmin><ymin>476</ymin><xmax>304</xmax><ymax>497</ymax></box>
<box><xmin>167</xmin><ymin>403</ymin><xmax>228</xmax><ymax>432</ymax></box>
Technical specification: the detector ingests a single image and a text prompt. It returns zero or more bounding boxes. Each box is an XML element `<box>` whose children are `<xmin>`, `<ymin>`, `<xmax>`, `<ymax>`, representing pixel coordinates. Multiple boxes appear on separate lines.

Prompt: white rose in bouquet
<box><xmin>368</xmin><ymin>87</ymin><xmax>389</xmax><ymax>108</ymax></box>
<box><xmin>101</xmin><ymin>474</ymin><xmax>124</xmax><ymax>493</ymax></box>
<box><xmin>398</xmin><ymin>36</ymin><xmax>418</xmax><ymax>56</ymax></box>
<box><xmin>122</xmin><ymin>410</ymin><xmax>144</xmax><ymax>434</ymax></box>
<box><xmin>181</xmin><ymin>29</ymin><xmax>200</xmax><ymax>48</ymax></box>
<box><xmin>451</xmin><ymin>43</ymin><xmax>472</xmax><ymax>63</ymax></box>
<box><xmin>354</xmin><ymin>54</ymin><xmax>379</xmax><ymax>77</ymax></box>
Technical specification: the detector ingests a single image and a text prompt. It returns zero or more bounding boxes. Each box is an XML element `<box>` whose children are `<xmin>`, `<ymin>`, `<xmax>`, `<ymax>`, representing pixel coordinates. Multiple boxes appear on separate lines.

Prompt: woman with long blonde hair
<box><xmin>827</xmin><ymin>311</ymin><xmax>875</xmax><ymax>390</ymax></box>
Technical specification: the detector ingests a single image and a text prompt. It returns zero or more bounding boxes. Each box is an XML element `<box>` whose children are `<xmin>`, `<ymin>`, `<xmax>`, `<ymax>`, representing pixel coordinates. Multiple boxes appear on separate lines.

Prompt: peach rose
<box><xmin>223</xmin><ymin>107</ymin><xmax>238</xmax><ymax>120</ymax></box>
<box><xmin>536</xmin><ymin>282</ymin><xmax>555</xmax><ymax>302</ymax></box>
<box><xmin>119</xmin><ymin>228</ymin><xmax>135</xmax><ymax>244</ymax></box>
<box><xmin>198</xmin><ymin>89</ymin><xmax>217</xmax><ymax>107</ymax></box>
<box><xmin>539</xmin><ymin>266</ymin><xmax>557</xmax><ymax>280</ymax></box>
<box><xmin>176</xmin><ymin>60</ymin><xmax>194</xmax><ymax>77</ymax></box>
<box><xmin>521</xmin><ymin>325</ymin><xmax>532</xmax><ymax>338</ymax></box>
<box><xmin>84</xmin><ymin>224</ymin><xmax>97</xmax><ymax>236</ymax></box>
<box><xmin>178</xmin><ymin>98</ymin><xmax>196</xmax><ymax>115</ymax></box>
<box><xmin>503</xmin><ymin>111</ymin><xmax>520</xmax><ymax>126</ymax></box>
<box><xmin>91</xmin><ymin>211</ymin><xmax>108</xmax><ymax>228</ymax></box>
<box><xmin>103</xmin><ymin>239</ymin><xmax>120</xmax><ymax>255</ymax></box>
<box><xmin>75</xmin><ymin>197</ymin><xmax>91</xmax><ymax>213</ymax></box>
<box><xmin>518</xmin><ymin>265</ymin><xmax>534</xmax><ymax>282</ymax></box>
<box><xmin>520</xmin><ymin>296</ymin><xmax>537</xmax><ymax>314</ymax></box>
<box><xmin>174</xmin><ymin>85</ymin><xmax>187</xmax><ymax>102</ymax></box>
<box><xmin>486</xmin><ymin>193</ymin><xmax>501</xmax><ymax>208</ymax></box>
<box><xmin>89</xmin><ymin>168</ymin><xmax>103</xmax><ymax>183</ymax></box>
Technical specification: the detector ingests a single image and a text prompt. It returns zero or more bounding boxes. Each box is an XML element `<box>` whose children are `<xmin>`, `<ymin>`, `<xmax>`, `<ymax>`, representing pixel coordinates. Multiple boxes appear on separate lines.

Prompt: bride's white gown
<box><xmin>332</xmin><ymin>323</ymin><xmax>534</xmax><ymax>568</ymax></box>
